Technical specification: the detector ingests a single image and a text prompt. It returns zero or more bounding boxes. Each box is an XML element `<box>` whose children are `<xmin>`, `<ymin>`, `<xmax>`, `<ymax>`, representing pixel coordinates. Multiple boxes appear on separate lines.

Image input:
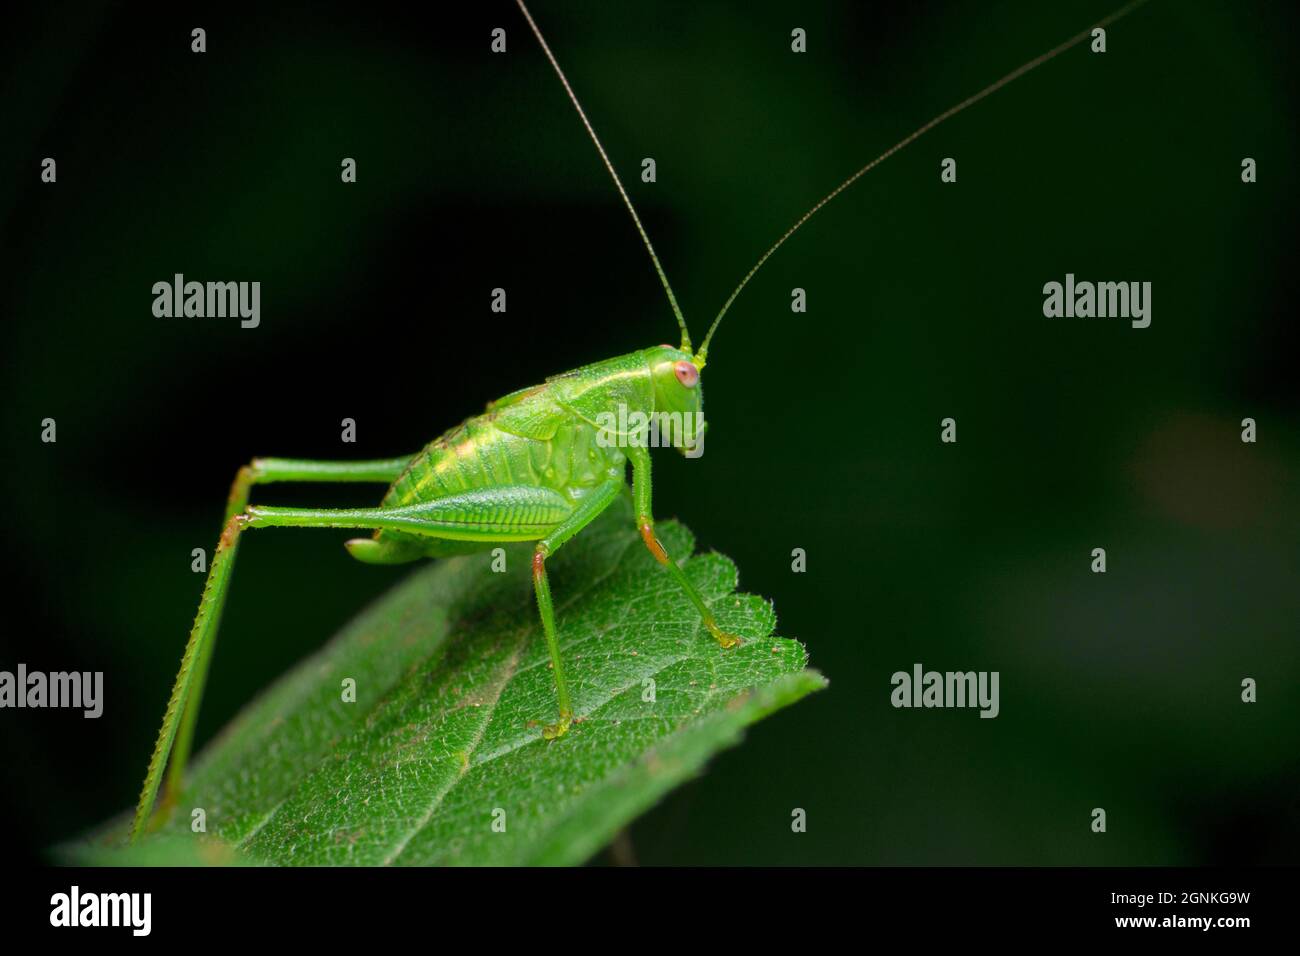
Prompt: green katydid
<box><xmin>132</xmin><ymin>0</ymin><xmax>1149</xmax><ymax>841</ymax></box>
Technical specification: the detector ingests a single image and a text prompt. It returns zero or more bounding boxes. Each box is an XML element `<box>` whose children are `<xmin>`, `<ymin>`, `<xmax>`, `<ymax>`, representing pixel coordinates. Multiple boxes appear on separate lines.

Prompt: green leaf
<box><xmin>74</xmin><ymin>498</ymin><xmax>825</xmax><ymax>865</ymax></box>
<box><xmin>58</xmin><ymin>834</ymin><xmax>256</xmax><ymax>867</ymax></box>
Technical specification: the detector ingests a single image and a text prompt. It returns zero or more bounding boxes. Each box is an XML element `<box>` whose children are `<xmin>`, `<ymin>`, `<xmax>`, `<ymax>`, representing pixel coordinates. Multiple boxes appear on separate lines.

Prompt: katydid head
<box><xmin>645</xmin><ymin>344</ymin><xmax>705</xmax><ymax>456</ymax></box>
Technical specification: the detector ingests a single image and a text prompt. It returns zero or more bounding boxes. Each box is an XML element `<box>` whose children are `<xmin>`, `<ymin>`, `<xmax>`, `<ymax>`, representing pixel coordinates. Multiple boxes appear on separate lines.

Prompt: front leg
<box><xmin>627</xmin><ymin>445</ymin><xmax>740</xmax><ymax>649</ymax></box>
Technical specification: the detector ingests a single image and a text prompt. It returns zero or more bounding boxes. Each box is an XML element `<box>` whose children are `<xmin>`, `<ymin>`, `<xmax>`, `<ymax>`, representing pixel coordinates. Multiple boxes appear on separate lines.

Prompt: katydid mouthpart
<box><xmin>132</xmin><ymin>0</ymin><xmax>1150</xmax><ymax>841</ymax></box>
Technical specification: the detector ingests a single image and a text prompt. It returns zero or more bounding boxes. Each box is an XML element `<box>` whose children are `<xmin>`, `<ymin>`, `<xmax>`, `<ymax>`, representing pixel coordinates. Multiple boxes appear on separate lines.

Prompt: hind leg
<box><xmin>153</xmin><ymin>456</ymin><xmax>416</xmax><ymax>826</ymax></box>
<box><xmin>137</xmin><ymin>483</ymin><xmax>571</xmax><ymax>840</ymax></box>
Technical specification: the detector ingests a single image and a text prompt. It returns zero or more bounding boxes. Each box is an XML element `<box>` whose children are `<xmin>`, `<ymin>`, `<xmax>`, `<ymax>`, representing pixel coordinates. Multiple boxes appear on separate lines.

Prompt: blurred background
<box><xmin>1</xmin><ymin>0</ymin><xmax>1296</xmax><ymax>865</ymax></box>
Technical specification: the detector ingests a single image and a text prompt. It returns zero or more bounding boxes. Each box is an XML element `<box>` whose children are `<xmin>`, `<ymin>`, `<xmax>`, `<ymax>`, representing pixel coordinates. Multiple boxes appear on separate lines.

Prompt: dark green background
<box><xmin>2</xmin><ymin>0</ymin><xmax>1296</xmax><ymax>865</ymax></box>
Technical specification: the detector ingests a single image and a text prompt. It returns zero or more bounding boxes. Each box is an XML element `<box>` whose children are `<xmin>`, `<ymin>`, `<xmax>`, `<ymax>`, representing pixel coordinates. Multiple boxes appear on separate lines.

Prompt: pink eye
<box><xmin>673</xmin><ymin>360</ymin><xmax>698</xmax><ymax>388</ymax></box>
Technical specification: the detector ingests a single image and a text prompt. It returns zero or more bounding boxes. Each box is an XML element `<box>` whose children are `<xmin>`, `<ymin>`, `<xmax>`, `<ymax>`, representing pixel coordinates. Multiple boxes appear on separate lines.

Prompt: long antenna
<box><xmin>696</xmin><ymin>0</ymin><xmax>1150</xmax><ymax>363</ymax></box>
<box><xmin>516</xmin><ymin>0</ymin><xmax>692</xmax><ymax>352</ymax></box>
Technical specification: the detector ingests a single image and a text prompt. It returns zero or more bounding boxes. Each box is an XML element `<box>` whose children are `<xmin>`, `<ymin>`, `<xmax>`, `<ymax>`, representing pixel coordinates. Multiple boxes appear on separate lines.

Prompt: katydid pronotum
<box><xmin>132</xmin><ymin>0</ymin><xmax>1149</xmax><ymax>840</ymax></box>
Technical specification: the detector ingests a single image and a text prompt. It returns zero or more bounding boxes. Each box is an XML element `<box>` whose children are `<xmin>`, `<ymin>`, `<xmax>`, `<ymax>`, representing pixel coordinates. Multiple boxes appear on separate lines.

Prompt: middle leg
<box><xmin>531</xmin><ymin>478</ymin><xmax>624</xmax><ymax>739</ymax></box>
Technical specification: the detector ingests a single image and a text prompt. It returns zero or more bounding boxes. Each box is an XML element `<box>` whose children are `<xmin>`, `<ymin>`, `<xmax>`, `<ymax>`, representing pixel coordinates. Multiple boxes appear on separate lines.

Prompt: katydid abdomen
<box><xmin>354</xmin><ymin>347</ymin><xmax>672</xmax><ymax>562</ymax></box>
<box><xmin>355</xmin><ymin>413</ymin><xmax>630</xmax><ymax>563</ymax></box>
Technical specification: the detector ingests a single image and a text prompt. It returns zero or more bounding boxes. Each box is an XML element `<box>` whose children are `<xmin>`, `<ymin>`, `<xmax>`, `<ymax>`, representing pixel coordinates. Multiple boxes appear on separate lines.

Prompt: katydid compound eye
<box><xmin>673</xmin><ymin>360</ymin><xmax>698</xmax><ymax>388</ymax></box>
